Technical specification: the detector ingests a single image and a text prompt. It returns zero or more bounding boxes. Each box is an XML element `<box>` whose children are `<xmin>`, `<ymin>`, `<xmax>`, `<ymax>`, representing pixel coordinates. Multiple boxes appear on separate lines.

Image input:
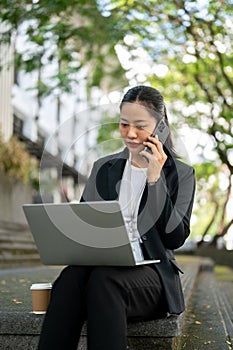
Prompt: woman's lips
<box><xmin>126</xmin><ymin>141</ymin><xmax>141</xmax><ymax>149</ymax></box>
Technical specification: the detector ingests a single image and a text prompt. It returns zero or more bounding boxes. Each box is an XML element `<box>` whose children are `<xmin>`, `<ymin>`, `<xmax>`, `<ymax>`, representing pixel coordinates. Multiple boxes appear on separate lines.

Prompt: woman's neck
<box><xmin>130</xmin><ymin>154</ymin><xmax>148</xmax><ymax>168</ymax></box>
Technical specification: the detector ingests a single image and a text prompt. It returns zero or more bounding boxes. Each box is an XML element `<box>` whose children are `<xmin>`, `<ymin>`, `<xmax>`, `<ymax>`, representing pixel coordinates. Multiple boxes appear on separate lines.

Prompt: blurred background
<box><xmin>0</xmin><ymin>0</ymin><xmax>232</xmax><ymax>267</ymax></box>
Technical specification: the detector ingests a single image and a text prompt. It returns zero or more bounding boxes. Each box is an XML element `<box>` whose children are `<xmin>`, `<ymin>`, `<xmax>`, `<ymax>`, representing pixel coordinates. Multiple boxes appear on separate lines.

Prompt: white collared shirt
<box><xmin>118</xmin><ymin>160</ymin><xmax>147</xmax><ymax>241</ymax></box>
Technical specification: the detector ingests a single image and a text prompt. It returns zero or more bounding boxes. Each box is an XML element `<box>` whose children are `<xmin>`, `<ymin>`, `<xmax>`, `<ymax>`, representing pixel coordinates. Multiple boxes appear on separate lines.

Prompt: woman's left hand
<box><xmin>140</xmin><ymin>135</ymin><xmax>167</xmax><ymax>183</ymax></box>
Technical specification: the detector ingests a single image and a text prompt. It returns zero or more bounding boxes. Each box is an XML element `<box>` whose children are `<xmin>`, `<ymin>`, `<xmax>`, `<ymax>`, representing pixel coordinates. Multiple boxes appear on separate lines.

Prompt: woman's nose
<box><xmin>127</xmin><ymin>125</ymin><xmax>137</xmax><ymax>138</ymax></box>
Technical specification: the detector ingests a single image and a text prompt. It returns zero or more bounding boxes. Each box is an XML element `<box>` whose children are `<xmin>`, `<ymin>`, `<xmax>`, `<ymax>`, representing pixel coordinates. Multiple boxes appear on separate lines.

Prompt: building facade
<box><xmin>0</xmin><ymin>22</ymin><xmax>14</xmax><ymax>141</ymax></box>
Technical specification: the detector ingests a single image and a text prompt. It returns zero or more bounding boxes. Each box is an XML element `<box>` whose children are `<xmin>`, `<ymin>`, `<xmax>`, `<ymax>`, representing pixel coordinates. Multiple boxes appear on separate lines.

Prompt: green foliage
<box><xmin>0</xmin><ymin>133</ymin><xmax>39</xmax><ymax>188</ymax></box>
<box><xmin>192</xmin><ymin>160</ymin><xmax>230</xmax><ymax>239</ymax></box>
<box><xmin>191</xmin><ymin>202</ymin><xmax>220</xmax><ymax>238</ymax></box>
<box><xmin>194</xmin><ymin>162</ymin><xmax>219</xmax><ymax>182</ymax></box>
<box><xmin>0</xmin><ymin>0</ymin><xmax>127</xmax><ymax>94</ymax></box>
<box><xmin>97</xmin><ymin>115</ymin><xmax>123</xmax><ymax>154</ymax></box>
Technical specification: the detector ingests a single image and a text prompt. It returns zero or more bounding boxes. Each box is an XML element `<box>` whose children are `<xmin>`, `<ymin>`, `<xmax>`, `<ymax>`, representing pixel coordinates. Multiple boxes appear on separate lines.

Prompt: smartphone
<box><xmin>143</xmin><ymin>119</ymin><xmax>169</xmax><ymax>161</ymax></box>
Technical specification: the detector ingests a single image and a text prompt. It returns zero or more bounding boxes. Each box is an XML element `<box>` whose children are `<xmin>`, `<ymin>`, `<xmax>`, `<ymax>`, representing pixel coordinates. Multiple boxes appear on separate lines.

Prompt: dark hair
<box><xmin>120</xmin><ymin>85</ymin><xmax>178</xmax><ymax>158</ymax></box>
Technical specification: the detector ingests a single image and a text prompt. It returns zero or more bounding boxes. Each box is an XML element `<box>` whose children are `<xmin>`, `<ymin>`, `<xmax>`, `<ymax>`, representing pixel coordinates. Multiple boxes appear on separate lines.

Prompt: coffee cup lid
<box><xmin>30</xmin><ymin>283</ymin><xmax>52</xmax><ymax>290</ymax></box>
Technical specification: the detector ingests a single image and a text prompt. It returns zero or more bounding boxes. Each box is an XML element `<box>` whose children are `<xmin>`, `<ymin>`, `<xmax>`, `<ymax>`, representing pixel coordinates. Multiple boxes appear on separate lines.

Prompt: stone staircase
<box><xmin>0</xmin><ymin>221</ymin><xmax>40</xmax><ymax>267</ymax></box>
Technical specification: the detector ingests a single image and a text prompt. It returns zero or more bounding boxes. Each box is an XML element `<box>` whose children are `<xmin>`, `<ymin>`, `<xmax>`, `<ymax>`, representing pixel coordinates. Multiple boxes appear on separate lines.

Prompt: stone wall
<box><xmin>0</xmin><ymin>171</ymin><xmax>33</xmax><ymax>225</ymax></box>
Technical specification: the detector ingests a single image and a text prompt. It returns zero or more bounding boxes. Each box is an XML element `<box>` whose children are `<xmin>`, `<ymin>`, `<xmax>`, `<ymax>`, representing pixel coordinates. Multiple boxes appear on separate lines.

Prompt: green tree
<box><xmin>0</xmin><ymin>0</ymin><xmax>127</xmax><ymax>94</ymax></box>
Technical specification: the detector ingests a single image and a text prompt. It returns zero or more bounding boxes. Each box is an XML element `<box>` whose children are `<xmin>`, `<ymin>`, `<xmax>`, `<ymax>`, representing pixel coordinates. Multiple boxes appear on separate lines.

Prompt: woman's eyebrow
<box><xmin>120</xmin><ymin>117</ymin><xmax>148</xmax><ymax>124</ymax></box>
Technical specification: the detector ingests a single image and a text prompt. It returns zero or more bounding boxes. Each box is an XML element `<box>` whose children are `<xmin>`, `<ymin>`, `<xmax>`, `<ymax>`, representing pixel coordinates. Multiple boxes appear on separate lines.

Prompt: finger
<box><xmin>140</xmin><ymin>148</ymin><xmax>161</xmax><ymax>162</ymax></box>
<box><xmin>148</xmin><ymin>136</ymin><xmax>166</xmax><ymax>155</ymax></box>
<box><xmin>143</xmin><ymin>141</ymin><xmax>160</xmax><ymax>156</ymax></box>
<box><xmin>140</xmin><ymin>150</ymin><xmax>153</xmax><ymax>163</ymax></box>
<box><xmin>148</xmin><ymin>135</ymin><xmax>160</xmax><ymax>144</ymax></box>
<box><xmin>148</xmin><ymin>135</ymin><xmax>163</xmax><ymax>149</ymax></box>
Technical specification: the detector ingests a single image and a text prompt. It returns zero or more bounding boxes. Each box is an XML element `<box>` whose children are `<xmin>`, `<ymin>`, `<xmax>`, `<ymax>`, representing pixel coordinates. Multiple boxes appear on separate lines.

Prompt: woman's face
<box><xmin>119</xmin><ymin>102</ymin><xmax>156</xmax><ymax>156</ymax></box>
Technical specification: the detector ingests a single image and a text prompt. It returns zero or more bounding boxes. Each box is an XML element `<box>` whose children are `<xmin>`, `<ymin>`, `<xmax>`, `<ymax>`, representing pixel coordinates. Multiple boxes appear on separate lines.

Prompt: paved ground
<box><xmin>179</xmin><ymin>266</ymin><xmax>233</xmax><ymax>350</ymax></box>
<box><xmin>0</xmin><ymin>265</ymin><xmax>63</xmax><ymax>312</ymax></box>
<box><xmin>0</xmin><ymin>259</ymin><xmax>232</xmax><ymax>349</ymax></box>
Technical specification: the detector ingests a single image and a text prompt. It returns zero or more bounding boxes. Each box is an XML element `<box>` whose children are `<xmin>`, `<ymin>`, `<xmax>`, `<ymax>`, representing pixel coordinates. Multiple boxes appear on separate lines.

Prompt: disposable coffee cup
<box><xmin>30</xmin><ymin>283</ymin><xmax>52</xmax><ymax>314</ymax></box>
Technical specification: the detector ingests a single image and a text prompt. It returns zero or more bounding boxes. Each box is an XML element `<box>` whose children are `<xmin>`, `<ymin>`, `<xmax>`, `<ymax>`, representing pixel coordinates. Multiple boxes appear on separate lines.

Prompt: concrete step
<box><xmin>0</xmin><ymin>221</ymin><xmax>28</xmax><ymax>230</ymax></box>
<box><xmin>0</xmin><ymin>221</ymin><xmax>39</xmax><ymax>267</ymax></box>
<box><xmin>178</xmin><ymin>270</ymin><xmax>233</xmax><ymax>350</ymax></box>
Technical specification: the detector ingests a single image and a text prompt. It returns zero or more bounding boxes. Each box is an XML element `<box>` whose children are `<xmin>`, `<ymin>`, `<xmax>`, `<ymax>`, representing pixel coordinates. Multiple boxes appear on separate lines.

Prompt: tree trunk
<box><xmin>197</xmin><ymin>200</ymin><xmax>219</xmax><ymax>246</ymax></box>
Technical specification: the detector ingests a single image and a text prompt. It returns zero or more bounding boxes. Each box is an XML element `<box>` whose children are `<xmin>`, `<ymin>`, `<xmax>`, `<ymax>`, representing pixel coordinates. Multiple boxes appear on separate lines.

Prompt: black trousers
<box><xmin>38</xmin><ymin>265</ymin><xmax>167</xmax><ymax>350</ymax></box>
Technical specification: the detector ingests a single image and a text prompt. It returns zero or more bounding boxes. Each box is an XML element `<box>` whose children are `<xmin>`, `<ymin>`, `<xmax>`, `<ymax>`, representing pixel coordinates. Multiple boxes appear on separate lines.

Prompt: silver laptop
<box><xmin>23</xmin><ymin>201</ymin><xmax>160</xmax><ymax>266</ymax></box>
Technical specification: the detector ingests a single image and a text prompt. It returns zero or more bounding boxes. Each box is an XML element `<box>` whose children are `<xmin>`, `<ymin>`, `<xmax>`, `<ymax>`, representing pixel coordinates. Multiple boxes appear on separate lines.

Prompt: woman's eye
<box><xmin>120</xmin><ymin>123</ymin><xmax>129</xmax><ymax>128</ymax></box>
<box><xmin>136</xmin><ymin>126</ymin><xmax>145</xmax><ymax>130</ymax></box>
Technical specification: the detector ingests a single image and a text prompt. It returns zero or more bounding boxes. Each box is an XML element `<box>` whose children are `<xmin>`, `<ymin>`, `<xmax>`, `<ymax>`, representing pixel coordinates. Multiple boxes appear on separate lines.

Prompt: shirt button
<box><xmin>142</xmin><ymin>235</ymin><xmax>147</xmax><ymax>240</ymax></box>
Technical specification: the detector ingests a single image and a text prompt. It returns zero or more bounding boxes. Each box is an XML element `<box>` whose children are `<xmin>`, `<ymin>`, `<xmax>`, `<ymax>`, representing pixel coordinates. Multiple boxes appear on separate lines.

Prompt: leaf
<box><xmin>194</xmin><ymin>320</ymin><xmax>202</xmax><ymax>325</ymax></box>
<box><xmin>12</xmin><ymin>299</ymin><xmax>23</xmax><ymax>305</ymax></box>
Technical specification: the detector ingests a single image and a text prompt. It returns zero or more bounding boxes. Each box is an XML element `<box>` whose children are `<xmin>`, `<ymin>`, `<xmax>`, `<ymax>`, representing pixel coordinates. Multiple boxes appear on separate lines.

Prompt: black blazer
<box><xmin>81</xmin><ymin>148</ymin><xmax>196</xmax><ymax>314</ymax></box>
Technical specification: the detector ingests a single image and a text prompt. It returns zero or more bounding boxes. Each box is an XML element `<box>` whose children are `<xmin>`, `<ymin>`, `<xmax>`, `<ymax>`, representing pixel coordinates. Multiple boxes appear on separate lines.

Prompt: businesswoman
<box><xmin>38</xmin><ymin>85</ymin><xmax>195</xmax><ymax>350</ymax></box>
